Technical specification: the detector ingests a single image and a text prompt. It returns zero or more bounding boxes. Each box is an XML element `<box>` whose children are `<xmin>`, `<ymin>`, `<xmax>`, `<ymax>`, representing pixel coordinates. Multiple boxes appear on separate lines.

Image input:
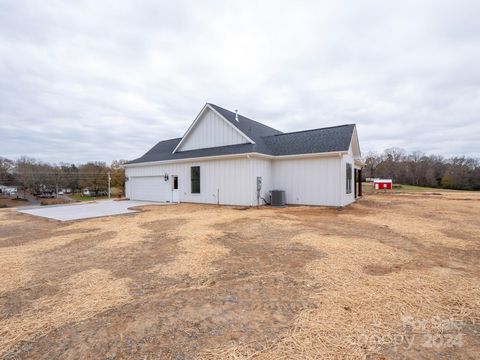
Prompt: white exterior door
<box><xmin>130</xmin><ymin>176</ymin><xmax>168</xmax><ymax>202</ymax></box>
<box><xmin>171</xmin><ymin>175</ymin><xmax>179</xmax><ymax>203</ymax></box>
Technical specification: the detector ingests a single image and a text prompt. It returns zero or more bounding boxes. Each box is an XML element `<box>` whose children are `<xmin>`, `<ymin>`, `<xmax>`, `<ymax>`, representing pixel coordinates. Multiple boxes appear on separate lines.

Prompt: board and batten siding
<box><xmin>126</xmin><ymin>157</ymin><xmax>268</xmax><ymax>206</ymax></box>
<box><xmin>126</xmin><ymin>154</ymin><xmax>356</xmax><ymax>207</ymax></box>
<box><xmin>271</xmin><ymin>156</ymin><xmax>342</xmax><ymax>207</ymax></box>
<box><xmin>177</xmin><ymin>108</ymin><xmax>249</xmax><ymax>152</ymax></box>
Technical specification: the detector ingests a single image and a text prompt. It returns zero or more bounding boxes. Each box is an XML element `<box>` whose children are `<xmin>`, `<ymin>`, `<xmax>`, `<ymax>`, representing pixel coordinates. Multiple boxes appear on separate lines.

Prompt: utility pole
<box><xmin>108</xmin><ymin>172</ymin><xmax>111</xmax><ymax>199</ymax></box>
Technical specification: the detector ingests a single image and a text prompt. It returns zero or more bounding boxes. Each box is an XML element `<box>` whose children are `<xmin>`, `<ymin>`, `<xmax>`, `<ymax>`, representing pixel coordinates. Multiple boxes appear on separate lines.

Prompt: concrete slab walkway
<box><xmin>17</xmin><ymin>200</ymin><xmax>167</xmax><ymax>221</ymax></box>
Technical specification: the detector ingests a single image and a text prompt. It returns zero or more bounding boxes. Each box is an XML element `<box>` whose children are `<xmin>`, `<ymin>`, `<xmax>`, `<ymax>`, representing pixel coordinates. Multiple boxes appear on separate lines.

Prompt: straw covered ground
<box><xmin>0</xmin><ymin>191</ymin><xmax>479</xmax><ymax>359</ymax></box>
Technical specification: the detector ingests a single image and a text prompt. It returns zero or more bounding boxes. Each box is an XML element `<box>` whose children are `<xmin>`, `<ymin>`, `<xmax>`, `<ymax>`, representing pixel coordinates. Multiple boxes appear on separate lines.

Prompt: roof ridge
<box><xmin>207</xmin><ymin>103</ymin><xmax>283</xmax><ymax>134</ymax></box>
<box><xmin>266</xmin><ymin>124</ymin><xmax>354</xmax><ymax>137</ymax></box>
<box><xmin>156</xmin><ymin>137</ymin><xmax>182</xmax><ymax>142</ymax></box>
<box><xmin>207</xmin><ymin>102</ymin><xmax>258</xmax><ymax>123</ymax></box>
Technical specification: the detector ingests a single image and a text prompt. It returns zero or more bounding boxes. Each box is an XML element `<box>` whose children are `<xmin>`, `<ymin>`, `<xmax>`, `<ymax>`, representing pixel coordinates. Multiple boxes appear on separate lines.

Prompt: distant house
<box><xmin>0</xmin><ymin>185</ymin><xmax>17</xmax><ymax>196</ymax></box>
<box><xmin>124</xmin><ymin>103</ymin><xmax>362</xmax><ymax>206</ymax></box>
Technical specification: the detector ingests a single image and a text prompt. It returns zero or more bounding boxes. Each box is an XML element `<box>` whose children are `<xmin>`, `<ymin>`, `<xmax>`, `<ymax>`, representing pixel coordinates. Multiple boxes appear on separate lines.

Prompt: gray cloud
<box><xmin>1</xmin><ymin>0</ymin><xmax>479</xmax><ymax>163</ymax></box>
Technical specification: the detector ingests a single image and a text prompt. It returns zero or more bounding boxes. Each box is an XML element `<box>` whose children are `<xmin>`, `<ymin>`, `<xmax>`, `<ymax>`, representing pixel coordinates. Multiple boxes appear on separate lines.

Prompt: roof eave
<box><xmin>123</xmin><ymin>150</ymin><xmax>348</xmax><ymax>168</ymax></box>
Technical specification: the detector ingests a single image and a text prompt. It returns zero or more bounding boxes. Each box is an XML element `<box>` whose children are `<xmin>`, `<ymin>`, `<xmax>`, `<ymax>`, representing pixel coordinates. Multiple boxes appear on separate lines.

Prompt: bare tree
<box><xmin>0</xmin><ymin>157</ymin><xmax>15</xmax><ymax>185</ymax></box>
<box><xmin>110</xmin><ymin>160</ymin><xmax>126</xmax><ymax>193</ymax></box>
<box><xmin>78</xmin><ymin>162</ymin><xmax>108</xmax><ymax>194</ymax></box>
<box><xmin>363</xmin><ymin>152</ymin><xmax>382</xmax><ymax>179</ymax></box>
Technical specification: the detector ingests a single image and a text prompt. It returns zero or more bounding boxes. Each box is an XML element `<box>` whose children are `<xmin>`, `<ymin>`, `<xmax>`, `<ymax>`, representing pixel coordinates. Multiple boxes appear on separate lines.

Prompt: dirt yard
<box><xmin>0</xmin><ymin>191</ymin><xmax>479</xmax><ymax>359</ymax></box>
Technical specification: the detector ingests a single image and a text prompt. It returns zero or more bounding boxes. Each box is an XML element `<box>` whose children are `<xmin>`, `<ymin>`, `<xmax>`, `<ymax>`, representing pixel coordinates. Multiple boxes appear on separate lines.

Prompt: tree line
<box><xmin>363</xmin><ymin>148</ymin><xmax>480</xmax><ymax>190</ymax></box>
<box><xmin>0</xmin><ymin>157</ymin><xmax>126</xmax><ymax>196</ymax></box>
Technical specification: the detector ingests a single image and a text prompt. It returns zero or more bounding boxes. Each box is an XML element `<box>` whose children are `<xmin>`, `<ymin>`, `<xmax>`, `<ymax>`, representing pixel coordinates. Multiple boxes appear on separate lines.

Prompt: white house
<box><xmin>124</xmin><ymin>103</ymin><xmax>362</xmax><ymax>207</ymax></box>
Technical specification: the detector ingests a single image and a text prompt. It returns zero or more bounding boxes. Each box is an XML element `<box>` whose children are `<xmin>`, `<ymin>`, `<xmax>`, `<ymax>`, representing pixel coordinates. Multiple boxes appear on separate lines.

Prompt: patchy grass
<box><xmin>394</xmin><ymin>184</ymin><xmax>445</xmax><ymax>192</ymax></box>
<box><xmin>0</xmin><ymin>190</ymin><xmax>479</xmax><ymax>359</ymax></box>
<box><xmin>40</xmin><ymin>198</ymin><xmax>73</xmax><ymax>206</ymax></box>
<box><xmin>68</xmin><ymin>194</ymin><xmax>108</xmax><ymax>201</ymax></box>
<box><xmin>362</xmin><ymin>182</ymin><xmax>445</xmax><ymax>194</ymax></box>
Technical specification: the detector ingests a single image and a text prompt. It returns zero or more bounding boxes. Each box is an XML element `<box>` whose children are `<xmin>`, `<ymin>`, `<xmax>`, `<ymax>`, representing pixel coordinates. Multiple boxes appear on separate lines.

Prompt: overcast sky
<box><xmin>1</xmin><ymin>0</ymin><xmax>479</xmax><ymax>164</ymax></box>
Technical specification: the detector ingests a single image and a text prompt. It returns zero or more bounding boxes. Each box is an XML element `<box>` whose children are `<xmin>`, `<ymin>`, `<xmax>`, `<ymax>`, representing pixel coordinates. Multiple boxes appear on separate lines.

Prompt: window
<box><xmin>191</xmin><ymin>166</ymin><xmax>200</xmax><ymax>193</ymax></box>
<box><xmin>346</xmin><ymin>163</ymin><xmax>352</xmax><ymax>194</ymax></box>
<box><xmin>173</xmin><ymin>176</ymin><xmax>178</xmax><ymax>190</ymax></box>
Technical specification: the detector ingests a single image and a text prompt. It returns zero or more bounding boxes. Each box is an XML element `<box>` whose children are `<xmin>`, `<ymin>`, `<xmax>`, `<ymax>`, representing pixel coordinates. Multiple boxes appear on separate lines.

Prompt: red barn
<box><xmin>373</xmin><ymin>179</ymin><xmax>392</xmax><ymax>190</ymax></box>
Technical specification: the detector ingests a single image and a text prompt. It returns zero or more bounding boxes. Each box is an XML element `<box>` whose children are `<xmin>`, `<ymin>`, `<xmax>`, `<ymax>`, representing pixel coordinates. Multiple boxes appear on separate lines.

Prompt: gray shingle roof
<box><xmin>262</xmin><ymin>125</ymin><xmax>355</xmax><ymax>156</ymax></box>
<box><xmin>126</xmin><ymin>104</ymin><xmax>355</xmax><ymax>165</ymax></box>
<box><xmin>208</xmin><ymin>103</ymin><xmax>283</xmax><ymax>140</ymax></box>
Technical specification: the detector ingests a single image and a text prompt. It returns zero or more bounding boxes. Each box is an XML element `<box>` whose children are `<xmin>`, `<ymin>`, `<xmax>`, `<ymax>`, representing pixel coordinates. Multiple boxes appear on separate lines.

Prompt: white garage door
<box><xmin>130</xmin><ymin>176</ymin><xmax>168</xmax><ymax>202</ymax></box>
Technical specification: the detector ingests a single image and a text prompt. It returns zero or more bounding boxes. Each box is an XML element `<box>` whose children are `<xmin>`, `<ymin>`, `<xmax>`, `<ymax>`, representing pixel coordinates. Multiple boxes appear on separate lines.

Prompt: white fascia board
<box><xmin>171</xmin><ymin>103</ymin><xmax>255</xmax><ymax>154</ymax></box>
<box><xmin>171</xmin><ymin>103</ymin><xmax>209</xmax><ymax>154</ymax></box>
<box><xmin>271</xmin><ymin>151</ymin><xmax>346</xmax><ymax>160</ymax></box>
<box><xmin>124</xmin><ymin>150</ymin><xmax>347</xmax><ymax>168</ymax></box>
<box><xmin>350</xmin><ymin>125</ymin><xmax>362</xmax><ymax>159</ymax></box>
<box><xmin>125</xmin><ymin>153</ymin><xmax>256</xmax><ymax>167</ymax></box>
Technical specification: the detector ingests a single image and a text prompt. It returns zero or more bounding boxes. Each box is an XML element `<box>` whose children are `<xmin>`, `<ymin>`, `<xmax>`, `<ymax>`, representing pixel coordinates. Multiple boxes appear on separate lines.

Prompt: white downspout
<box><xmin>339</xmin><ymin>152</ymin><xmax>343</xmax><ymax>207</ymax></box>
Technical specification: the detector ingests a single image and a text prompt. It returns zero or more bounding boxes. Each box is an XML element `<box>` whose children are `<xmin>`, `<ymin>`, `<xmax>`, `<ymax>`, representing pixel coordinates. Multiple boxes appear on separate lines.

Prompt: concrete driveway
<box><xmin>17</xmin><ymin>200</ymin><xmax>165</xmax><ymax>221</ymax></box>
